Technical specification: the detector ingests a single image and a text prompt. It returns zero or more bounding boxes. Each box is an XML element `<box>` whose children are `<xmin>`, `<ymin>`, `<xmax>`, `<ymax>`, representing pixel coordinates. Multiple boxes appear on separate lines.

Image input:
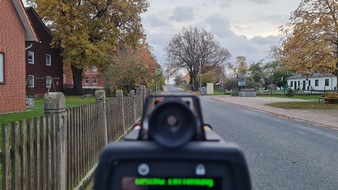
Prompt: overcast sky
<box><xmin>22</xmin><ymin>0</ymin><xmax>301</xmax><ymax>66</ymax></box>
<box><xmin>141</xmin><ymin>0</ymin><xmax>301</xmax><ymax>66</ymax></box>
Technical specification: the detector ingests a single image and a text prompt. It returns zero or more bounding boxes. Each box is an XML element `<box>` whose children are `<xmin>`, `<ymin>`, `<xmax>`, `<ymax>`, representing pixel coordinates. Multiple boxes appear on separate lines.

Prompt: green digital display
<box><xmin>135</xmin><ymin>178</ymin><xmax>214</xmax><ymax>187</ymax></box>
<box><xmin>122</xmin><ymin>177</ymin><xmax>222</xmax><ymax>190</ymax></box>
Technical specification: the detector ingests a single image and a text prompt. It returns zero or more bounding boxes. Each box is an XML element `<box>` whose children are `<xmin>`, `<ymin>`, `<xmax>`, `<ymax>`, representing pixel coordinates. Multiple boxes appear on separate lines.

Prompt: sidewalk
<box><xmin>212</xmin><ymin>95</ymin><xmax>338</xmax><ymax>131</ymax></box>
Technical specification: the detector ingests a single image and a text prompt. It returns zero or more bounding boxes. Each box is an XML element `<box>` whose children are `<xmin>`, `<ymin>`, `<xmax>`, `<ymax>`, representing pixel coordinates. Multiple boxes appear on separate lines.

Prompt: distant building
<box><xmin>0</xmin><ymin>0</ymin><xmax>38</xmax><ymax>113</ymax></box>
<box><xmin>63</xmin><ymin>66</ymin><xmax>105</xmax><ymax>92</ymax></box>
<box><xmin>287</xmin><ymin>73</ymin><xmax>337</xmax><ymax>91</ymax></box>
<box><xmin>25</xmin><ymin>7</ymin><xmax>64</xmax><ymax>96</ymax></box>
<box><xmin>182</xmin><ymin>73</ymin><xmax>190</xmax><ymax>84</ymax></box>
<box><xmin>83</xmin><ymin>66</ymin><xmax>104</xmax><ymax>90</ymax></box>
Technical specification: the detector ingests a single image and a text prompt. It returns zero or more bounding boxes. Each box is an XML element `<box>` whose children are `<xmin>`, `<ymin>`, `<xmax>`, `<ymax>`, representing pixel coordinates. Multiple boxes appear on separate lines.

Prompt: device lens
<box><xmin>148</xmin><ymin>101</ymin><xmax>197</xmax><ymax>148</ymax></box>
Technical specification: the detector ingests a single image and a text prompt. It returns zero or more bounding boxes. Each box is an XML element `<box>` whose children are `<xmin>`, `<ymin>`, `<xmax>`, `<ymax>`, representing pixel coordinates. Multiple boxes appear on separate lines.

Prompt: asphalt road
<box><xmin>201</xmin><ymin>96</ymin><xmax>338</xmax><ymax>190</ymax></box>
<box><xmin>165</xmin><ymin>85</ymin><xmax>338</xmax><ymax>189</ymax></box>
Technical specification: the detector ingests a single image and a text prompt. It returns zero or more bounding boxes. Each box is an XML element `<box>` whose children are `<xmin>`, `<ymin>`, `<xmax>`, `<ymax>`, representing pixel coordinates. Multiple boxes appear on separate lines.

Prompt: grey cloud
<box><xmin>205</xmin><ymin>15</ymin><xmax>236</xmax><ymax>38</ymax></box>
<box><xmin>251</xmin><ymin>35</ymin><xmax>279</xmax><ymax>45</ymax></box>
<box><xmin>219</xmin><ymin>34</ymin><xmax>278</xmax><ymax>62</ymax></box>
<box><xmin>145</xmin><ymin>32</ymin><xmax>173</xmax><ymax>64</ymax></box>
<box><xmin>248</xmin><ymin>0</ymin><xmax>272</xmax><ymax>4</ymax></box>
<box><xmin>143</xmin><ymin>15</ymin><xmax>169</xmax><ymax>28</ymax></box>
<box><xmin>201</xmin><ymin>0</ymin><xmax>232</xmax><ymax>8</ymax></box>
<box><xmin>170</xmin><ymin>7</ymin><xmax>195</xmax><ymax>21</ymax></box>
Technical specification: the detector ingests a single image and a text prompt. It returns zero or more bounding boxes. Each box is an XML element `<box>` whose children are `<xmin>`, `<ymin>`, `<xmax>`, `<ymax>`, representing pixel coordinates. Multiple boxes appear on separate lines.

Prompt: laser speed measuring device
<box><xmin>94</xmin><ymin>95</ymin><xmax>251</xmax><ymax>190</ymax></box>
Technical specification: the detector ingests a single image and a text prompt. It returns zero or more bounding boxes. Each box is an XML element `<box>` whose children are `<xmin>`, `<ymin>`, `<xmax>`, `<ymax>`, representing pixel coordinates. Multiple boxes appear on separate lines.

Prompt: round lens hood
<box><xmin>148</xmin><ymin>100</ymin><xmax>197</xmax><ymax>148</ymax></box>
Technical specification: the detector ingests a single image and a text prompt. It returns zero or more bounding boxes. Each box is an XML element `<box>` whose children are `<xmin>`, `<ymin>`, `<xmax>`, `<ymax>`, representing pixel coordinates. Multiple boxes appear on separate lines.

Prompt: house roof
<box><xmin>12</xmin><ymin>0</ymin><xmax>38</xmax><ymax>42</ymax></box>
<box><xmin>287</xmin><ymin>73</ymin><xmax>335</xmax><ymax>80</ymax></box>
<box><xmin>25</xmin><ymin>7</ymin><xmax>63</xmax><ymax>51</ymax></box>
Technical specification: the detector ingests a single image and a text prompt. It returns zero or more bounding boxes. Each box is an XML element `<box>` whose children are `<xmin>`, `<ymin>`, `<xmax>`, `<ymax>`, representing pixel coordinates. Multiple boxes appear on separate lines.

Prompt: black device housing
<box><xmin>94</xmin><ymin>95</ymin><xmax>251</xmax><ymax>190</ymax></box>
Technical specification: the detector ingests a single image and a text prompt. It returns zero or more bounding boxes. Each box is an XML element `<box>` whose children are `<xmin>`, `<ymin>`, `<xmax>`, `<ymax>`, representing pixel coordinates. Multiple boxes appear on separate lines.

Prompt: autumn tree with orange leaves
<box><xmin>281</xmin><ymin>0</ymin><xmax>338</xmax><ymax>90</ymax></box>
<box><xmin>103</xmin><ymin>45</ymin><xmax>160</xmax><ymax>94</ymax></box>
<box><xmin>28</xmin><ymin>0</ymin><xmax>149</xmax><ymax>95</ymax></box>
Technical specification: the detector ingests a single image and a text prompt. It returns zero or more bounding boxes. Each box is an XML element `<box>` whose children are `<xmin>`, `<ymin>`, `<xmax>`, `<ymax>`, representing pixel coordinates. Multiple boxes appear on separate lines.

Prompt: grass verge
<box><xmin>0</xmin><ymin>96</ymin><xmax>95</xmax><ymax>128</ymax></box>
<box><xmin>267</xmin><ymin>101</ymin><xmax>338</xmax><ymax>109</ymax></box>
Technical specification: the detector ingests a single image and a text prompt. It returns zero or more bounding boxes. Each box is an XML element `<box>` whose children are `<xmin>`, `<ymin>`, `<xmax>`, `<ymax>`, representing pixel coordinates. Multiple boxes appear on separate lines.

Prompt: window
<box><xmin>325</xmin><ymin>79</ymin><xmax>329</xmax><ymax>86</ymax></box>
<box><xmin>28</xmin><ymin>51</ymin><xmax>34</xmax><ymax>64</ymax></box>
<box><xmin>46</xmin><ymin>76</ymin><xmax>52</xmax><ymax>88</ymax></box>
<box><xmin>297</xmin><ymin>81</ymin><xmax>300</xmax><ymax>87</ymax></box>
<box><xmin>308</xmin><ymin>80</ymin><xmax>311</xmax><ymax>86</ymax></box>
<box><xmin>290</xmin><ymin>81</ymin><xmax>293</xmax><ymax>87</ymax></box>
<box><xmin>27</xmin><ymin>75</ymin><xmax>34</xmax><ymax>88</ymax></box>
<box><xmin>315</xmin><ymin>80</ymin><xmax>319</xmax><ymax>86</ymax></box>
<box><xmin>93</xmin><ymin>77</ymin><xmax>97</xmax><ymax>84</ymax></box>
<box><xmin>93</xmin><ymin>66</ymin><xmax>97</xmax><ymax>72</ymax></box>
<box><xmin>0</xmin><ymin>53</ymin><xmax>4</xmax><ymax>83</ymax></box>
<box><xmin>46</xmin><ymin>54</ymin><xmax>51</xmax><ymax>66</ymax></box>
<box><xmin>85</xmin><ymin>77</ymin><xmax>89</xmax><ymax>84</ymax></box>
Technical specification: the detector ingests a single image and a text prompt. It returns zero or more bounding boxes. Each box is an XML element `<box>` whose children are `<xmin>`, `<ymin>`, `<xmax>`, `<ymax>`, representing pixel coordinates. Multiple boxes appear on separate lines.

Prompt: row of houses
<box><xmin>0</xmin><ymin>0</ymin><xmax>103</xmax><ymax>114</ymax></box>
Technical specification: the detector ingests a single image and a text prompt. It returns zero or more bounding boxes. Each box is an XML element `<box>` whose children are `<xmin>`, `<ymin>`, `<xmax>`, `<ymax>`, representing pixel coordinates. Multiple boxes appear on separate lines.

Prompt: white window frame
<box><xmin>93</xmin><ymin>77</ymin><xmax>97</xmax><ymax>84</ymax></box>
<box><xmin>46</xmin><ymin>76</ymin><xmax>52</xmax><ymax>88</ymax></box>
<box><xmin>28</xmin><ymin>51</ymin><xmax>34</xmax><ymax>64</ymax></box>
<box><xmin>0</xmin><ymin>53</ymin><xmax>4</xmax><ymax>83</ymax></box>
<box><xmin>46</xmin><ymin>54</ymin><xmax>51</xmax><ymax>66</ymax></box>
<box><xmin>27</xmin><ymin>75</ymin><xmax>34</xmax><ymax>88</ymax></box>
<box><xmin>85</xmin><ymin>77</ymin><xmax>89</xmax><ymax>84</ymax></box>
<box><xmin>93</xmin><ymin>66</ymin><xmax>97</xmax><ymax>72</ymax></box>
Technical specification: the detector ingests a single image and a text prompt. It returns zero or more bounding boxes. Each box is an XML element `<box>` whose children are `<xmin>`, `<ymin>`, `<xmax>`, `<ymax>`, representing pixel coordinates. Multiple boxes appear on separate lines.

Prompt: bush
<box><xmin>285</xmin><ymin>88</ymin><xmax>294</xmax><ymax>97</ymax></box>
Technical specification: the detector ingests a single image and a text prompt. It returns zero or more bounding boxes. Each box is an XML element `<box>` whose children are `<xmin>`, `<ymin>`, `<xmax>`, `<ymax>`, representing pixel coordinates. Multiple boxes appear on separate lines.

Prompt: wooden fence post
<box><xmin>95</xmin><ymin>90</ymin><xmax>108</xmax><ymax>145</ymax></box>
<box><xmin>44</xmin><ymin>92</ymin><xmax>67</xmax><ymax>190</ymax></box>
<box><xmin>116</xmin><ymin>90</ymin><xmax>125</xmax><ymax>133</ymax></box>
<box><xmin>141</xmin><ymin>85</ymin><xmax>146</xmax><ymax>109</ymax></box>
<box><xmin>130</xmin><ymin>90</ymin><xmax>137</xmax><ymax>123</ymax></box>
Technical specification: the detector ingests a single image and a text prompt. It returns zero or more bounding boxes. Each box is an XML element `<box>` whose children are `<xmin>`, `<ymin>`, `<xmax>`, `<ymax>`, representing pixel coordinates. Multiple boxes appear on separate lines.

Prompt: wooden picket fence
<box><xmin>0</xmin><ymin>89</ymin><xmax>146</xmax><ymax>190</ymax></box>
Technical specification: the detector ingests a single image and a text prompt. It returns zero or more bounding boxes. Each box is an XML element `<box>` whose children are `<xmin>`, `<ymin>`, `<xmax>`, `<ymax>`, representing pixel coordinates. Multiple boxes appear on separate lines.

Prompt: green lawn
<box><xmin>267</xmin><ymin>101</ymin><xmax>338</xmax><ymax>109</ymax></box>
<box><xmin>266</xmin><ymin>94</ymin><xmax>338</xmax><ymax>109</ymax></box>
<box><xmin>282</xmin><ymin>94</ymin><xmax>322</xmax><ymax>100</ymax></box>
<box><xmin>0</xmin><ymin>96</ymin><xmax>96</xmax><ymax>127</ymax></box>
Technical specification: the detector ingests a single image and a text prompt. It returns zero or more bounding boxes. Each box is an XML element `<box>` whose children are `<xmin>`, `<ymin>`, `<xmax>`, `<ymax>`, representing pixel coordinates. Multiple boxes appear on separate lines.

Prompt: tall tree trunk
<box><xmin>71</xmin><ymin>64</ymin><xmax>83</xmax><ymax>95</ymax></box>
<box><xmin>190</xmin><ymin>73</ymin><xmax>198</xmax><ymax>91</ymax></box>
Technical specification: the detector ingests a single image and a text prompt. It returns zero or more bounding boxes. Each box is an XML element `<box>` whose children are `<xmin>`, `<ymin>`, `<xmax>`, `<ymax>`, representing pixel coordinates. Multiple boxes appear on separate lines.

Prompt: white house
<box><xmin>287</xmin><ymin>73</ymin><xmax>337</xmax><ymax>91</ymax></box>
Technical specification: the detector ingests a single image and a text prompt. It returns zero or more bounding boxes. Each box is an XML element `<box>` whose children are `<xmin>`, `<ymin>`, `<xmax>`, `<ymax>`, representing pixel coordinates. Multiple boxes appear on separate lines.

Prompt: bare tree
<box><xmin>165</xmin><ymin>26</ymin><xmax>231</xmax><ymax>89</ymax></box>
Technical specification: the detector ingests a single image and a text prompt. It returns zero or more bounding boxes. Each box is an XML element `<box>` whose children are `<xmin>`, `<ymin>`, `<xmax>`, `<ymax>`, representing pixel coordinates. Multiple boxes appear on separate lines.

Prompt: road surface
<box><xmin>165</xmin><ymin>85</ymin><xmax>338</xmax><ymax>189</ymax></box>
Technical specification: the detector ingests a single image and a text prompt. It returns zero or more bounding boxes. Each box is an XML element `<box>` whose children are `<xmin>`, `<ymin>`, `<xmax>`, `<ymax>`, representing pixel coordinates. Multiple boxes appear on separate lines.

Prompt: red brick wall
<box><xmin>0</xmin><ymin>1</ymin><xmax>26</xmax><ymax>113</ymax></box>
<box><xmin>83</xmin><ymin>67</ymin><xmax>105</xmax><ymax>89</ymax></box>
<box><xmin>63</xmin><ymin>66</ymin><xmax>105</xmax><ymax>90</ymax></box>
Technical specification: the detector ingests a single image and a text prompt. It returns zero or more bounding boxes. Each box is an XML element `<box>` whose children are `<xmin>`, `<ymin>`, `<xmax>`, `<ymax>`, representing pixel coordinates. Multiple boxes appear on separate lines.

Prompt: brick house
<box><xmin>0</xmin><ymin>0</ymin><xmax>38</xmax><ymax>114</ymax></box>
<box><xmin>63</xmin><ymin>66</ymin><xmax>105</xmax><ymax>93</ymax></box>
<box><xmin>83</xmin><ymin>66</ymin><xmax>104</xmax><ymax>90</ymax></box>
<box><xmin>25</xmin><ymin>7</ymin><xmax>63</xmax><ymax>96</ymax></box>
